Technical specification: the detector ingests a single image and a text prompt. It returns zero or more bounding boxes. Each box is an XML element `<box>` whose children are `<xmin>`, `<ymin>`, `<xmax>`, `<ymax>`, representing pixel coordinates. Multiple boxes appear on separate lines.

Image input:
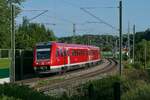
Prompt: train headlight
<box><xmin>34</xmin><ymin>67</ymin><xmax>37</xmax><ymax>70</ymax></box>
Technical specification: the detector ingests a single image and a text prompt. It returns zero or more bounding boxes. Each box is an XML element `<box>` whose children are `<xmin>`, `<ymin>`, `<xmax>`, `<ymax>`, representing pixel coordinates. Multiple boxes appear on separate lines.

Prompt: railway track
<box><xmin>35</xmin><ymin>58</ymin><xmax>118</xmax><ymax>95</ymax></box>
<box><xmin>17</xmin><ymin>59</ymin><xmax>105</xmax><ymax>85</ymax></box>
<box><xmin>17</xmin><ymin>58</ymin><xmax>118</xmax><ymax>96</ymax></box>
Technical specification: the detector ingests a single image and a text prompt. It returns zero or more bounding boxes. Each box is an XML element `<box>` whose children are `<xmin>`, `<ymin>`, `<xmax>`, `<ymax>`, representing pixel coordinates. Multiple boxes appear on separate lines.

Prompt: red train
<box><xmin>33</xmin><ymin>42</ymin><xmax>101</xmax><ymax>74</ymax></box>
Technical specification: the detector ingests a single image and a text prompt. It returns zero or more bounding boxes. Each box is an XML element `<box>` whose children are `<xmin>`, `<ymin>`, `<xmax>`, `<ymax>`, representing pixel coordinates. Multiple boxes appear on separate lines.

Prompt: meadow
<box><xmin>0</xmin><ymin>59</ymin><xmax>10</xmax><ymax>78</ymax></box>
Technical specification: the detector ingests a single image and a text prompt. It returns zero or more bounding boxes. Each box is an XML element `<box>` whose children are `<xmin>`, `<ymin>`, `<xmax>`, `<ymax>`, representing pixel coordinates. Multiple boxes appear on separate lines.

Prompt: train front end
<box><xmin>33</xmin><ymin>42</ymin><xmax>52</xmax><ymax>73</ymax></box>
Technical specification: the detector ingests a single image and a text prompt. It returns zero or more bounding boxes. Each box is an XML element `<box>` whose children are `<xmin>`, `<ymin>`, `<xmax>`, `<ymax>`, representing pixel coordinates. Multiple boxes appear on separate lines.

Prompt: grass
<box><xmin>0</xmin><ymin>58</ymin><xmax>10</xmax><ymax>69</ymax></box>
<box><xmin>0</xmin><ymin>59</ymin><xmax>10</xmax><ymax>78</ymax></box>
<box><xmin>0</xmin><ymin>68</ymin><xmax>9</xmax><ymax>78</ymax></box>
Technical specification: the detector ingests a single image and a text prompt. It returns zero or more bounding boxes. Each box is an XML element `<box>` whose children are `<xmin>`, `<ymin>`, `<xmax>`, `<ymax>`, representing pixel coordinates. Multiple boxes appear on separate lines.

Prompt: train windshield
<box><xmin>36</xmin><ymin>45</ymin><xmax>51</xmax><ymax>60</ymax></box>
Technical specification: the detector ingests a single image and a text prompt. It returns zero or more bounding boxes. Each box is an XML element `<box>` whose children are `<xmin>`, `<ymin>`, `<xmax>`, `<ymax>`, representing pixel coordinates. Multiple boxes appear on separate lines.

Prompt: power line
<box><xmin>61</xmin><ymin>0</ymin><xmax>118</xmax><ymax>31</ymax></box>
<box><xmin>20</xmin><ymin>9</ymin><xmax>75</xmax><ymax>24</ymax></box>
<box><xmin>29</xmin><ymin>10</ymin><xmax>48</xmax><ymax>21</ymax></box>
<box><xmin>22</xmin><ymin>9</ymin><xmax>49</xmax><ymax>12</ymax></box>
<box><xmin>80</xmin><ymin>8</ymin><xmax>118</xmax><ymax>31</ymax></box>
<box><xmin>86</xmin><ymin>21</ymin><xmax>103</xmax><ymax>24</ymax></box>
<box><xmin>81</xmin><ymin>6</ymin><xmax>118</xmax><ymax>9</ymax></box>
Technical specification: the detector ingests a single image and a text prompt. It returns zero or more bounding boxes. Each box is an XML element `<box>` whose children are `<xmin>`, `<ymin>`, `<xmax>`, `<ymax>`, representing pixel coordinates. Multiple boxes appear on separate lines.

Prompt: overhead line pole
<box><xmin>72</xmin><ymin>23</ymin><xmax>76</xmax><ymax>43</ymax></box>
<box><xmin>119</xmin><ymin>0</ymin><xmax>122</xmax><ymax>76</ymax></box>
<box><xmin>10</xmin><ymin>3</ymin><xmax>15</xmax><ymax>83</ymax></box>
<box><xmin>128</xmin><ymin>21</ymin><xmax>130</xmax><ymax>60</ymax></box>
<box><xmin>133</xmin><ymin>25</ymin><xmax>135</xmax><ymax>64</ymax></box>
<box><xmin>144</xmin><ymin>41</ymin><xmax>147</xmax><ymax>69</ymax></box>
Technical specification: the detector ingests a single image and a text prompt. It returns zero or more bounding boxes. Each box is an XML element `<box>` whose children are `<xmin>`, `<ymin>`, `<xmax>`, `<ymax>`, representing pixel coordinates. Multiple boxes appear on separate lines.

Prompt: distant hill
<box><xmin>59</xmin><ymin>34</ymin><xmax>118</xmax><ymax>51</ymax></box>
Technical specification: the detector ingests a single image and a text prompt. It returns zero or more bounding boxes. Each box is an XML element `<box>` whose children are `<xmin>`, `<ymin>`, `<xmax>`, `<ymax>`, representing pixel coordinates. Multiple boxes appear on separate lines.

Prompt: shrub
<box><xmin>122</xmin><ymin>69</ymin><xmax>150</xmax><ymax>82</ymax></box>
<box><xmin>131</xmin><ymin>62</ymin><xmax>143</xmax><ymax>69</ymax></box>
<box><xmin>123</xmin><ymin>63</ymin><xmax>132</xmax><ymax>69</ymax></box>
<box><xmin>122</xmin><ymin>84</ymin><xmax>150</xmax><ymax>100</ymax></box>
<box><xmin>70</xmin><ymin>76</ymin><xmax>121</xmax><ymax>100</ymax></box>
<box><xmin>0</xmin><ymin>84</ymin><xmax>55</xmax><ymax>100</ymax></box>
<box><xmin>0</xmin><ymin>95</ymin><xmax>20</xmax><ymax>100</ymax></box>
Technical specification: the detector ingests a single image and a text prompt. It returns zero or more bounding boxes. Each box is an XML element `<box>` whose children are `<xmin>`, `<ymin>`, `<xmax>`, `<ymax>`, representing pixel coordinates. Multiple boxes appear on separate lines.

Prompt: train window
<box><xmin>56</xmin><ymin>48</ymin><xmax>59</xmax><ymax>57</ymax></box>
<box><xmin>64</xmin><ymin>50</ymin><xmax>67</xmax><ymax>56</ymax></box>
<box><xmin>73</xmin><ymin>50</ymin><xmax>75</xmax><ymax>56</ymax></box>
<box><xmin>82</xmin><ymin>50</ymin><xmax>84</xmax><ymax>55</ymax></box>
<box><xmin>72</xmin><ymin>50</ymin><xmax>74</xmax><ymax>56</ymax></box>
<box><xmin>74</xmin><ymin>50</ymin><xmax>77</xmax><ymax>56</ymax></box>
<box><xmin>78</xmin><ymin>50</ymin><xmax>80</xmax><ymax>56</ymax></box>
<box><xmin>67</xmin><ymin>50</ymin><xmax>69</xmax><ymax>56</ymax></box>
<box><xmin>60</xmin><ymin>49</ymin><xmax>64</xmax><ymax>56</ymax></box>
<box><xmin>75</xmin><ymin>50</ymin><xmax>78</xmax><ymax>56</ymax></box>
<box><xmin>76</xmin><ymin>50</ymin><xmax>78</xmax><ymax>56</ymax></box>
<box><xmin>79</xmin><ymin>50</ymin><xmax>81</xmax><ymax>56</ymax></box>
<box><xmin>74</xmin><ymin>50</ymin><xmax>76</xmax><ymax>56</ymax></box>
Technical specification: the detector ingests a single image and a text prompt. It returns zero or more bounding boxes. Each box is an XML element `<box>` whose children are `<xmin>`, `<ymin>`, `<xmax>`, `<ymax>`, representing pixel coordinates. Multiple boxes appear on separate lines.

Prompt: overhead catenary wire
<box><xmin>20</xmin><ymin>9</ymin><xmax>75</xmax><ymax>24</ymax></box>
<box><xmin>81</xmin><ymin>6</ymin><xmax>118</xmax><ymax>9</ymax></box>
<box><xmin>80</xmin><ymin>8</ymin><xmax>118</xmax><ymax>31</ymax></box>
<box><xmin>61</xmin><ymin>0</ymin><xmax>118</xmax><ymax>31</ymax></box>
<box><xmin>29</xmin><ymin>10</ymin><xmax>48</xmax><ymax>21</ymax></box>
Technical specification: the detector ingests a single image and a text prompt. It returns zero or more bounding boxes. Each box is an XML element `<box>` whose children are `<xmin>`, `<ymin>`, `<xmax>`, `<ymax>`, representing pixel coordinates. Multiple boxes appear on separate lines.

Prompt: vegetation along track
<box><xmin>35</xmin><ymin>58</ymin><xmax>118</xmax><ymax>95</ymax></box>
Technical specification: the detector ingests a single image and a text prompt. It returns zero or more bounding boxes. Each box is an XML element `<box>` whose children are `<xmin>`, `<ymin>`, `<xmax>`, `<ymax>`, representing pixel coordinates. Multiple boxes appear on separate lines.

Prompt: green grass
<box><xmin>0</xmin><ymin>59</ymin><xmax>10</xmax><ymax>78</ymax></box>
<box><xmin>0</xmin><ymin>68</ymin><xmax>9</xmax><ymax>78</ymax></box>
<box><xmin>0</xmin><ymin>58</ymin><xmax>10</xmax><ymax>69</ymax></box>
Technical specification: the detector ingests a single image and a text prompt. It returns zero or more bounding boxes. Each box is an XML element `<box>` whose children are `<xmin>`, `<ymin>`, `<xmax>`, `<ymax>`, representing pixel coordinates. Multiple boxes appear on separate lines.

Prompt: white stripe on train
<box><xmin>50</xmin><ymin>59</ymin><xmax>101</xmax><ymax>69</ymax></box>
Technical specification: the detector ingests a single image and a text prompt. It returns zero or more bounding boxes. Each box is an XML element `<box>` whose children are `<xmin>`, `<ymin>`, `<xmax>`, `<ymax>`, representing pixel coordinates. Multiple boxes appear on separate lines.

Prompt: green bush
<box><xmin>122</xmin><ymin>84</ymin><xmax>150</xmax><ymax>100</ymax></box>
<box><xmin>70</xmin><ymin>76</ymin><xmax>121</xmax><ymax>100</ymax></box>
<box><xmin>121</xmin><ymin>69</ymin><xmax>150</xmax><ymax>100</ymax></box>
<box><xmin>122</xmin><ymin>69</ymin><xmax>150</xmax><ymax>82</ymax></box>
<box><xmin>0</xmin><ymin>84</ymin><xmax>55</xmax><ymax>100</ymax></box>
<box><xmin>131</xmin><ymin>62</ymin><xmax>143</xmax><ymax>69</ymax></box>
<box><xmin>0</xmin><ymin>95</ymin><xmax>20</xmax><ymax>100</ymax></box>
<box><xmin>123</xmin><ymin>63</ymin><xmax>132</xmax><ymax>69</ymax></box>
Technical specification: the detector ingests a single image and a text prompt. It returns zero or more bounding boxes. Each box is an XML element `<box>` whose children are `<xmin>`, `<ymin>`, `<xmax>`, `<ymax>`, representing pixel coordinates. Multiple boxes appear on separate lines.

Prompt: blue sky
<box><xmin>16</xmin><ymin>0</ymin><xmax>150</xmax><ymax>37</ymax></box>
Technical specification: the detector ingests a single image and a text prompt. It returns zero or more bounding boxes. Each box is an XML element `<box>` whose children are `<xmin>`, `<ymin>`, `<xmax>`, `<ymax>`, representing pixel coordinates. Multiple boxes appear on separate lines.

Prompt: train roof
<box><xmin>35</xmin><ymin>41</ymin><xmax>99</xmax><ymax>49</ymax></box>
<box><xmin>53</xmin><ymin>42</ymin><xmax>99</xmax><ymax>49</ymax></box>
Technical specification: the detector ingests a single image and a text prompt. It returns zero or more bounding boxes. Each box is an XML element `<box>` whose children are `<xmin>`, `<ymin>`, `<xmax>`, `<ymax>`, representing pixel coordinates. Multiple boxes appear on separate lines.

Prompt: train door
<box><xmin>55</xmin><ymin>48</ymin><xmax>61</xmax><ymax>65</ymax></box>
<box><xmin>63</xmin><ymin>48</ymin><xmax>68</xmax><ymax>65</ymax></box>
<box><xmin>66</xmin><ymin>48</ymin><xmax>70</xmax><ymax>66</ymax></box>
<box><xmin>88</xmin><ymin>49</ymin><xmax>92</xmax><ymax>61</ymax></box>
<box><xmin>59</xmin><ymin>48</ymin><xmax>64</xmax><ymax>65</ymax></box>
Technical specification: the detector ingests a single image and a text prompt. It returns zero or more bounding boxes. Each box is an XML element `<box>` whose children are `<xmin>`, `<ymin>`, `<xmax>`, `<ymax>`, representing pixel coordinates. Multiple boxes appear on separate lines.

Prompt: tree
<box><xmin>0</xmin><ymin>0</ymin><xmax>24</xmax><ymax>48</ymax></box>
<box><xmin>134</xmin><ymin>39</ymin><xmax>150</xmax><ymax>68</ymax></box>
<box><xmin>15</xmin><ymin>17</ymin><xmax>56</xmax><ymax>49</ymax></box>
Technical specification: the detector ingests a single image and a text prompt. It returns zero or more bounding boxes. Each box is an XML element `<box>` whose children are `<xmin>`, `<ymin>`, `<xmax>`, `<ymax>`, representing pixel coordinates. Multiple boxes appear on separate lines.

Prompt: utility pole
<box><xmin>133</xmin><ymin>25</ymin><xmax>135</xmax><ymax>64</ymax></box>
<box><xmin>119</xmin><ymin>0</ymin><xmax>122</xmax><ymax>76</ymax></box>
<box><xmin>128</xmin><ymin>21</ymin><xmax>130</xmax><ymax>60</ymax></box>
<box><xmin>144</xmin><ymin>41</ymin><xmax>147</xmax><ymax>69</ymax></box>
<box><xmin>115</xmin><ymin>39</ymin><xmax>118</xmax><ymax>58</ymax></box>
<box><xmin>72</xmin><ymin>23</ymin><xmax>76</xmax><ymax>43</ymax></box>
<box><xmin>10</xmin><ymin>3</ymin><xmax>15</xmax><ymax>83</ymax></box>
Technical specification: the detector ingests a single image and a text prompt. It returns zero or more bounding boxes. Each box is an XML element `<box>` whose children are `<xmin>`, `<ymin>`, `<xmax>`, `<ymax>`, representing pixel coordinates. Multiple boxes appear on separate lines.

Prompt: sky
<box><xmin>16</xmin><ymin>0</ymin><xmax>150</xmax><ymax>37</ymax></box>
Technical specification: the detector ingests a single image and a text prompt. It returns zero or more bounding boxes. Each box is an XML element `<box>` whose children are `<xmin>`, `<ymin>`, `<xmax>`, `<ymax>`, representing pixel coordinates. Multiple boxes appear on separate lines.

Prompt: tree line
<box><xmin>0</xmin><ymin>0</ymin><xmax>56</xmax><ymax>49</ymax></box>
